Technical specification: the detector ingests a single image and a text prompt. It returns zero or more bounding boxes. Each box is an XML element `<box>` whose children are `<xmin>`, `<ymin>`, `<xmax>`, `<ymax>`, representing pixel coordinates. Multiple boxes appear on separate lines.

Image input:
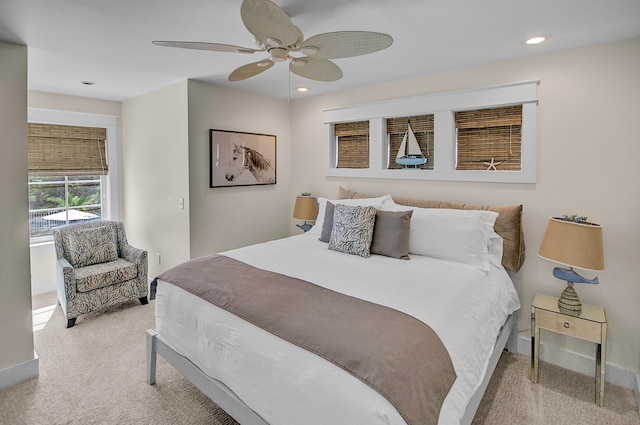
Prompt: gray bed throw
<box><xmin>157</xmin><ymin>254</ymin><xmax>456</xmax><ymax>425</ymax></box>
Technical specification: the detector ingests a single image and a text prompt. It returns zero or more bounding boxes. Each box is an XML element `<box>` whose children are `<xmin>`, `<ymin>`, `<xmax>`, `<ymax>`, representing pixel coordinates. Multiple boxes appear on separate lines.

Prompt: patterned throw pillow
<box><xmin>66</xmin><ymin>226</ymin><xmax>119</xmax><ymax>268</ymax></box>
<box><xmin>328</xmin><ymin>204</ymin><xmax>377</xmax><ymax>258</ymax></box>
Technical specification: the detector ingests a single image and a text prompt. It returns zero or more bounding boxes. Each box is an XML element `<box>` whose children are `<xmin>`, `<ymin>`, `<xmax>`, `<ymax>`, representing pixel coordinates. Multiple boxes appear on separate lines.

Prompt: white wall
<box><xmin>290</xmin><ymin>38</ymin><xmax>640</xmax><ymax>372</ymax></box>
<box><xmin>121</xmin><ymin>81</ymin><xmax>191</xmax><ymax>278</ymax></box>
<box><xmin>187</xmin><ymin>81</ymin><xmax>292</xmax><ymax>258</ymax></box>
<box><xmin>0</xmin><ymin>41</ymin><xmax>36</xmax><ymax>386</ymax></box>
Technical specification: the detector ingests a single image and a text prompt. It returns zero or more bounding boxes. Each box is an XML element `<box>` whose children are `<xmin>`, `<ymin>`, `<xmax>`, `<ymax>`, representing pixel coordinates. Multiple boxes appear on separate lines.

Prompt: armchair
<box><xmin>52</xmin><ymin>220</ymin><xmax>148</xmax><ymax>328</ymax></box>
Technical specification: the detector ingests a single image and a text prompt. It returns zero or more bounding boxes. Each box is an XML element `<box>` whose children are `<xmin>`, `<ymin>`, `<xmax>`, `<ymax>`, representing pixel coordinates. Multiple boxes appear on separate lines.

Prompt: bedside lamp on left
<box><xmin>292</xmin><ymin>194</ymin><xmax>318</xmax><ymax>232</ymax></box>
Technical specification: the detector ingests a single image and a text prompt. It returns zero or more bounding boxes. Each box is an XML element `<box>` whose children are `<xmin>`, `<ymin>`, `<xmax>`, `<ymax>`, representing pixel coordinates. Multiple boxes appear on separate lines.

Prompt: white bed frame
<box><xmin>146</xmin><ymin>310</ymin><xmax>518</xmax><ymax>425</ymax></box>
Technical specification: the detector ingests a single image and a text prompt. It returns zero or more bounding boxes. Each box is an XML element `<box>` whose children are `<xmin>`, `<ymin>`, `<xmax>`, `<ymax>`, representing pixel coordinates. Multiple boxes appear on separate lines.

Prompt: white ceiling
<box><xmin>1</xmin><ymin>0</ymin><xmax>639</xmax><ymax>102</ymax></box>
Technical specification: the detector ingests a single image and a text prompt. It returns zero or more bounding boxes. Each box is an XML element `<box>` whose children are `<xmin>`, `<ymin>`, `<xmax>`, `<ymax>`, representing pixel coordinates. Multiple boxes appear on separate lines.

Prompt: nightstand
<box><xmin>530</xmin><ymin>293</ymin><xmax>607</xmax><ymax>406</ymax></box>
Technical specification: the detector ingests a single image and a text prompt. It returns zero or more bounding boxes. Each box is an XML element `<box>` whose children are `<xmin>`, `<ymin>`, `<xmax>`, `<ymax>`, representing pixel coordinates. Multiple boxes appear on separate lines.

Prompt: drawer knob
<box><xmin>564</xmin><ymin>322</ymin><xmax>570</xmax><ymax>329</ymax></box>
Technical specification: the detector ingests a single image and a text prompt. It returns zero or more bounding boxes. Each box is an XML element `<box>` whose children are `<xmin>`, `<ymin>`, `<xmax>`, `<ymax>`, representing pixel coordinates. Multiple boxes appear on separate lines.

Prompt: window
<box><xmin>29</xmin><ymin>176</ymin><xmax>103</xmax><ymax>238</ymax></box>
<box><xmin>335</xmin><ymin>121</ymin><xmax>369</xmax><ymax>168</ymax></box>
<box><xmin>27</xmin><ymin>123</ymin><xmax>109</xmax><ymax>240</ymax></box>
<box><xmin>387</xmin><ymin>114</ymin><xmax>434</xmax><ymax>170</ymax></box>
<box><xmin>455</xmin><ymin>105</ymin><xmax>522</xmax><ymax>171</ymax></box>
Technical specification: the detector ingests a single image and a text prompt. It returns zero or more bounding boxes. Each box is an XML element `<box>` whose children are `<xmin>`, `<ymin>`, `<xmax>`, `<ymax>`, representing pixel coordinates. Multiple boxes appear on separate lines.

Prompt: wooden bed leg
<box><xmin>146</xmin><ymin>329</ymin><xmax>158</xmax><ymax>385</ymax></box>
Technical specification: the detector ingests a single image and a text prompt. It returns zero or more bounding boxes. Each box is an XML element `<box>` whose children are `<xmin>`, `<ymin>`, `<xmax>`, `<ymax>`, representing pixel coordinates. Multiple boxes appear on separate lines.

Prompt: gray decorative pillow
<box><xmin>328</xmin><ymin>204</ymin><xmax>377</xmax><ymax>258</ymax></box>
<box><xmin>319</xmin><ymin>201</ymin><xmax>335</xmax><ymax>242</ymax></box>
<box><xmin>66</xmin><ymin>226</ymin><xmax>118</xmax><ymax>267</ymax></box>
<box><xmin>371</xmin><ymin>210</ymin><xmax>413</xmax><ymax>260</ymax></box>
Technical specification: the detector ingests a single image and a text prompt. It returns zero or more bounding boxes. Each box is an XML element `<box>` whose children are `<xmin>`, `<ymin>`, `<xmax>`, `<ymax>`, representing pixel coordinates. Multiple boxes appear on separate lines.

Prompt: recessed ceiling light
<box><xmin>526</xmin><ymin>36</ymin><xmax>548</xmax><ymax>45</ymax></box>
<box><xmin>296</xmin><ymin>87</ymin><xmax>309</xmax><ymax>93</ymax></box>
<box><xmin>80</xmin><ymin>81</ymin><xmax>95</xmax><ymax>86</ymax></box>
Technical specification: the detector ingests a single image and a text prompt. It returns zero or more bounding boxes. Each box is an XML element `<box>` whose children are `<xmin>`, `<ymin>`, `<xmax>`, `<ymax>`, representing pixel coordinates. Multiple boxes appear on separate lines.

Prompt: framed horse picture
<box><xmin>209</xmin><ymin>129</ymin><xmax>277</xmax><ymax>187</ymax></box>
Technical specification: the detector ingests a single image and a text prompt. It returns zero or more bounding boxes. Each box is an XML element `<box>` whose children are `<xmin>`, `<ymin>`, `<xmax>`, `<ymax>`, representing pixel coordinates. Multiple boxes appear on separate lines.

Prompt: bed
<box><xmin>146</xmin><ymin>188</ymin><xmax>525</xmax><ymax>425</ymax></box>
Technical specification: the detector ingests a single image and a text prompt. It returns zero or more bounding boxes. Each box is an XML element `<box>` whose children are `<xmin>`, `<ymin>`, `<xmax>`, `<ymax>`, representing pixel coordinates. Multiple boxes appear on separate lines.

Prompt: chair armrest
<box><xmin>56</xmin><ymin>257</ymin><xmax>76</xmax><ymax>302</ymax></box>
<box><xmin>121</xmin><ymin>244</ymin><xmax>147</xmax><ymax>264</ymax></box>
<box><xmin>121</xmin><ymin>244</ymin><xmax>148</xmax><ymax>281</ymax></box>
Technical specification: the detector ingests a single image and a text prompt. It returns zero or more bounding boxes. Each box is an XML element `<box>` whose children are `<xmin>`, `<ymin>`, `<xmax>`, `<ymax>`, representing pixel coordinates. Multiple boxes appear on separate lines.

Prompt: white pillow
<box><xmin>489</xmin><ymin>231</ymin><xmax>505</xmax><ymax>269</ymax></box>
<box><xmin>383</xmin><ymin>203</ymin><xmax>498</xmax><ymax>271</ymax></box>
<box><xmin>307</xmin><ymin>194</ymin><xmax>393</xmax><ymax>236</ymax></box>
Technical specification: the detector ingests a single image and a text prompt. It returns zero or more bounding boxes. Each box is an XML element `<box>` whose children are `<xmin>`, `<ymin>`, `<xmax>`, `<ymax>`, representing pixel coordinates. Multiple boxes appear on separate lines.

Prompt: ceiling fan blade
<box><xmin>241</xmin><ymin>0</ymin><xmax>299</xmax><ymax>47</ymax></box>
<box><xmin>300</xmin><ymin>31</ymin><xmax>393</xmax><ymax>59</ymax></box>
<box><xmin>228</xmin><ymin>60</ymin><xmax>275</xmax><ymax>81</ymax></box>
<box><xmin>152</xmin><ymin>41</ymin><xmax>261</xmax><ymax>54</ymax></box>
<box><xmin>289</xmin><ymin>57</ymin><xmax>343</xmax><ymax>82</ymax></box>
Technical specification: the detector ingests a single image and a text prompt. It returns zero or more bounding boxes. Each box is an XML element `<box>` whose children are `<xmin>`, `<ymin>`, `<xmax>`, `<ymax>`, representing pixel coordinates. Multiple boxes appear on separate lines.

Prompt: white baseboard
<box><xmin>0</xmin><ymin>351</ymin><xmax>39</xmax><ymax>390</ymax></box>
<box><xmin>517</xmin><ymin>331</ymin><xmax>636</xmax><ymax>391</ymax></box>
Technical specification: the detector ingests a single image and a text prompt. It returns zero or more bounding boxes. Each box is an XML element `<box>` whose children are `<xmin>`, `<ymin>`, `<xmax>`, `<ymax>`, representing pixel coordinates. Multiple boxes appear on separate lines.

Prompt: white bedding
<box><xmin>155</xmin><ymin>233</ymin><xmax>520</xmax><ymax>425</ymax></box>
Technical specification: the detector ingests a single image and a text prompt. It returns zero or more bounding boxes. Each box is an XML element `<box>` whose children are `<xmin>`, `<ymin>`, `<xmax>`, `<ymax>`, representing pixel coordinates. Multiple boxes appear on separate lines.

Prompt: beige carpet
<box><xmin>1</xmin><ymin>293</ymin><xmax>638</xmax><ymax>425</ymax></box>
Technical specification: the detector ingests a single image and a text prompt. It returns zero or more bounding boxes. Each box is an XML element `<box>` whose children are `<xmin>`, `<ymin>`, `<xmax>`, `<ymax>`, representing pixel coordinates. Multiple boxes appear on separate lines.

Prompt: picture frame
<box><xmin>209</xmin><ymin>129</ymin><xmax>277</xmax><ymax>188</ymax></box>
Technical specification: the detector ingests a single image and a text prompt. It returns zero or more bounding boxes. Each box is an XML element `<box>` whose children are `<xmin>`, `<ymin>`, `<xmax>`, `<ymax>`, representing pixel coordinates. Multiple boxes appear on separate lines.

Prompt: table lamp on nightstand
<box><xmin>538</xmin><ymin>215</ymin><xmax>605</xmax><ymax>316</ymax></box>
<box><xmin>292</xmin><ymin>193</ymin><xmax>318</xmax><ymax>232</ymax></box>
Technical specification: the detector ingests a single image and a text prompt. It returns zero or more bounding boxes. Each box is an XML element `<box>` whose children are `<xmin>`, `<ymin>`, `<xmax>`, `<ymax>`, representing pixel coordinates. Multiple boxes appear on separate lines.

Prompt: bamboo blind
<box><xmin>28</xmin><ymin>123</ymin><xmax>109</xmax><ymax>176</ymax></box>
<box><xmin>455</xmin><ymin>105</ymin><xmax>522</xmax><ymax>171</ymax></box>
<box><xmin>386</xmin><ymin>115</ymin><xmax>434</xmax><ymax>170</ymax></box>
<box><xmin>335</xmin><ymin>121</ymin><xmax>369</xmax><ymax>169</ymax></box>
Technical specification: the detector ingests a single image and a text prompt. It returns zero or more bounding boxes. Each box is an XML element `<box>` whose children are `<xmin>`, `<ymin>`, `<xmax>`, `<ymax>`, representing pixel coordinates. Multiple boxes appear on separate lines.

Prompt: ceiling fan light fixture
<box><xmin>257</xmin><ymin>60</ymin><xmax>272</xmax><ymax>67</ymax></box>
<box><xmin>300</xmin><ymin>46</ymin><xmax>319</xmax><ymax>56</ymax></box>
<box><xmin>290</xmin><ymin>57</ymin><xmax>307</xmax><ymax>67</ymax></box>
<box><xmin>269</xmin><ymin>47</ymin><xmax>288</xmax><ymax>62</ymax></box>
<box><xmin>266</xmin><ymin>37</ymin><xmax>282</xmax><ymax>48</ymax></box>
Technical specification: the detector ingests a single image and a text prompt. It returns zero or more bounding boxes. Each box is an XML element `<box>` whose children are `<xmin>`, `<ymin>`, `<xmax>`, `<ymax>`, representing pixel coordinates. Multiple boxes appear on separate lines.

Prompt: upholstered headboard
<box><xmin>338</xmin><ymin>187</ymin><xmax>525</xmax><ymax>272</ymax></box>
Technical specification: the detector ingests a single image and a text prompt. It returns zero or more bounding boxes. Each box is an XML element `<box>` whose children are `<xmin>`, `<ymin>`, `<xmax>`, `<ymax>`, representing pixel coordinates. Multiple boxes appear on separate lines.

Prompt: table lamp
<box><xmin>538</xmin><ymin>216</ymin><xmax>604</xmax><ymax>316</ymax></box>
<box><xmin>292</xmin><ymin>193</ymin><xmax>318</xmax><ymax>232</ymax></box>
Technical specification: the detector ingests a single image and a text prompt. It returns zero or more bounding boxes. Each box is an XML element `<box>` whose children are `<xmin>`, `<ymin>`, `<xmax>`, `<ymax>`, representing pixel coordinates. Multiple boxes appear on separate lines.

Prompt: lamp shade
<box><xmin>292</xmin><ymin>196</ymin><xmax>318</xmax><ymax>221</ymax></box>
<box><xmin>538</xmin><ymin>217</ymin><xmax>604</xmax><ymax>271</ymax></box>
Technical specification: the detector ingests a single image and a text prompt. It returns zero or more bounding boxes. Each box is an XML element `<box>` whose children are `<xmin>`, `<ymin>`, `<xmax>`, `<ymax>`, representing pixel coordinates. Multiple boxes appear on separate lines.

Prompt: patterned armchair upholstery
<box><xmin>52</xmin><ymin>220</ymin><xmax>148</xmax><ymax>328</ymax></box>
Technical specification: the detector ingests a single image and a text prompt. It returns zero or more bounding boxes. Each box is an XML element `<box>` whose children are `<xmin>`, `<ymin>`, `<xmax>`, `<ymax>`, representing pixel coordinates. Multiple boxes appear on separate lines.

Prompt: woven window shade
<box><xmin>455</xmin><ymin>105</ymin><xmax>522</xmax><ymax>171</ymax></box>
<box><xmin>387</xmin><ymin>115</ymin><xmax>434</xmax><ymax>170</ymax></box>
<box><xmin>335</xmin><ymin>121</ymin><xmax>369</xmax><ymax>169</ymax></box>
<box><xmin>28</xmin><ymin>123</ymin><xmax>109</xmax><ymax>176</ymax></box>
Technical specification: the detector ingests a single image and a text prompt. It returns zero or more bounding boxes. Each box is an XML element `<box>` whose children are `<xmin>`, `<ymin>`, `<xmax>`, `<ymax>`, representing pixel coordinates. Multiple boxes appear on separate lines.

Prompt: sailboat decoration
<box><xmin>395</xmin><ymin>123</ymin><xmax>427</xmax><ymax>168</ymax></box>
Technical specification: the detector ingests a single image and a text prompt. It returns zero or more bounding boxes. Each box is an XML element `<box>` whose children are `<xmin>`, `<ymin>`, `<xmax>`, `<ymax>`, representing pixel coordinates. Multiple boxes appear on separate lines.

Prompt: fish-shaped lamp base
<box><xmin>553</xmin><ymin>267</ymin><xmax>599</xmax><ymax>316</ymax></box>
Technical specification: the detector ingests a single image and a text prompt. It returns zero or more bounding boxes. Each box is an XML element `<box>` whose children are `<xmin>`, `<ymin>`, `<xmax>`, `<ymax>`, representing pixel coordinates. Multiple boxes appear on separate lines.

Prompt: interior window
<box><xmin>386</xmin><ymin>114</ymin><xmax>434</xmax><ymax>170</ymax></box>
<box><xmin>455</xmin><ymin>105</ymin><xmax>522</xmax><ymax>171</ymax></box>
<box><xmin>334</xmin><ymin>121</ymin><xmax>369</xmax><ymax>169</ymax></box>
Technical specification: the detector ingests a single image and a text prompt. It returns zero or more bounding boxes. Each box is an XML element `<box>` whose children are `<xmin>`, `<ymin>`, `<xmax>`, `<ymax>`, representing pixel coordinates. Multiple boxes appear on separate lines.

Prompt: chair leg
<box><xmin>66</xmin><ymin>318</ymin><xmax>77</xmax><ymax>328</ymax></box>
<box><xmin>139</xmin><ymin>296</ymin><xmax>149</xmax><ymax>305</ymax></box>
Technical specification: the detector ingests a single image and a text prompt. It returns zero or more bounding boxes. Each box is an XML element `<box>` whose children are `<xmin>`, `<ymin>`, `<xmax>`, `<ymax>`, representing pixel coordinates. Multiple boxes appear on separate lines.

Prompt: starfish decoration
<box><xmin>484</xmin><ymin>157</ymin><xmax>502</xmax><ymax>171</ymax></box>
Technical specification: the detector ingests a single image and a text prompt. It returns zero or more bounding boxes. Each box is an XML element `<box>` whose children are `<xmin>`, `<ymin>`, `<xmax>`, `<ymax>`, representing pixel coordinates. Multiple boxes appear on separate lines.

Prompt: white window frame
<box><xmin>28</xmin><ymin>108</ymin><xmax>119</xmax><ymax>243</ymax></box>
<box><xmin>323</xmin><ymin>81</ymin><xmax>538</xmax><ymax>183</ymax></box>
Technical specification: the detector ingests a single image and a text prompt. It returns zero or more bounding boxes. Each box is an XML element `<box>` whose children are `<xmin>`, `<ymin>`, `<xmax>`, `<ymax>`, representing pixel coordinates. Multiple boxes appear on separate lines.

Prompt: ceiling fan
<box><xmin>153</xmin><ymin>0</ymin><xmax>393</xmax><ymax>82</ymax></box>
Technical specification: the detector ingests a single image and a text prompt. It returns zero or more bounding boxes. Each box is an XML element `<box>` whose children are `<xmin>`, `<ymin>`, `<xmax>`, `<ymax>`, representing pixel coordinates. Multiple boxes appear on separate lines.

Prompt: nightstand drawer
<box><xmin>536</xmin><ymin>309</ymin><xmax>602</xmax><ymax>343</ymax></box>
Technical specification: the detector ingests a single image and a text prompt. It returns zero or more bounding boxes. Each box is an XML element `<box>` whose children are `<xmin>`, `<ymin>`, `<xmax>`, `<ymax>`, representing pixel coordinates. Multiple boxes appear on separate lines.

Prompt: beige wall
<box><xmin>290</xmin><ymin>38</ymin><xmax>640</xmax><ymax>371</ymax></box>
<box><xmin>0</xmin><ymin>42</ymin><xmax>34</xmax><ymax>374</ymax></box>
<box><xmin>187</xmin><ymin>81</ymin><xmax>292</xmax><ymax>258</ymax></box>
<box><xmin>121</xmin><ymin>81</ymin><xmax>191</xmax><ymax>278</ymax></box>
<box><xmin>15</xmin><ymin>37</ymin><xmax>640</xmax><ymax>377</ymax></box>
